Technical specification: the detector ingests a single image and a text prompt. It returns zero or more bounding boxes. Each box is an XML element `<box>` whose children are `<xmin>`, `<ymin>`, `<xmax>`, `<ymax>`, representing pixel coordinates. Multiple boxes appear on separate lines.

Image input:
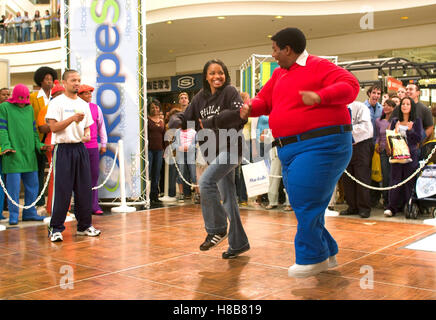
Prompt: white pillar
<box><xmin>112</xmin><ymin>140</ymin><xmax>136</xmax><ymax>213</ymax></box>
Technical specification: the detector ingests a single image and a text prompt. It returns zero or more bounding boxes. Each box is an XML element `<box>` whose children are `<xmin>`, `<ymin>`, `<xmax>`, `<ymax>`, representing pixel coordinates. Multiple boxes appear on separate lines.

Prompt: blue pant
<box><xmin>45</xmin><ymin>25</ymin><xmax>50</xmax><ymax>39</ymax></box>
<box><xmin>148</xmin><ymin>150</ymin><xmax>163</xmax><ymax>201</ymax></box>
<box><xmin>0</xmin><ymin>158</ymin><xmax>5</xmax><ymax>216</ymax></box>
<box><xmin>34</xmin><ymin>23</ymin><xmax>43</xmax><ymax>40</ymax></box>
<box><xmin>7</xmin><ymin>27</ymin><xmax>14</xmax><ymax>42</ymax></box>
<box><xmin>15</xmin><ymin>26</ymin><xmax>22</xmax><ymax>42</ymax></box>
<box><xmin>277</xmin><ymin>129</ymin><xmax>352</xmax><ymax>265</ymax></box>
<box><xmin>6</xmin><ymin>171</ymin><xmax>39</xmax><ymax>223</ymax></box>
<box><xmin>199</xmin><ymin>151</ymin><xmax>249</xmax><ymax>253</ymax></box>
<box><xmin>22</xmin><ymin>27</ymin><xmax>30</xmax><ymax>42</ymax></box>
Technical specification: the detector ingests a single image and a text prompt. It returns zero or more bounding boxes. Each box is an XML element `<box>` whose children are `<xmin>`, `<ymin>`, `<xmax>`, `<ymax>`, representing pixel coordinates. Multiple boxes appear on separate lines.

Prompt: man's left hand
<box><xmin>300</xmin><ymin>91</ymin><xmax>321</xmax><ymax>106</ymax></box>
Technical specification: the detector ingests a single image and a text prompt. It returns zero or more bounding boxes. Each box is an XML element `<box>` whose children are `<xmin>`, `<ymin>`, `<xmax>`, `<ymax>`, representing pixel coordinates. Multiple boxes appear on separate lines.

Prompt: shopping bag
<box><xmin>241</xmin><ymin>160</ymin><xmax>270</xmax><ymax>198</ymax></box>
<box><xmin>386</xmin><ymin>129</ymin><xmax>412</xmax><ymax>164</ymax></box>
<box><xmin>371</xmin><ymin>147</ymin><xmax>382</xmax><ymax>182</ymax></box>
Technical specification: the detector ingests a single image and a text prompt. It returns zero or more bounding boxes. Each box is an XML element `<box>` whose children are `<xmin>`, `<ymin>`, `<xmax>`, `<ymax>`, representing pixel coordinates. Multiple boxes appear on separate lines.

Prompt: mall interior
<box><xmin>0</xmin><ymin>0</ymin><xmax>436</xmax><ymax>302</ymax></box>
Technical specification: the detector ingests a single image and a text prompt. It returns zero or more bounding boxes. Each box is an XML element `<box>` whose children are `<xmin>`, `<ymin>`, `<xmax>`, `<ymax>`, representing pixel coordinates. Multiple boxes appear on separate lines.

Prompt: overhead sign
<box><xmin>69</xmin><ymin>0</ymin><xmax>142</xmax><ymax>198</ymax></box>
<box><xmin>387</xmin><ymin>77</ymin><xmax>404</xmax><ymax>91</ymax></box>
<box><xmin>419</xmin><ymin>78</ymin><xmax>436</xmax><ymax>88</ymax></box>
<box><xmin>147</xmin><ymin>78</ymin><xmax>171</xmax><ymax>93</ymax></box>
<box><xmin>171</xmin><ymin>74</ymin><xmax>202</xmax><ymax>91</ymax></box>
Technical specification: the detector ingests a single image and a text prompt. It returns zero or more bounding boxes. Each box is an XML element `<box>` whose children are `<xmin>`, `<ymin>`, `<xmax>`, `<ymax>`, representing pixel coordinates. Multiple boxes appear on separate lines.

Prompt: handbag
<box><xmin>386</xmin><ymin>129</ymin><xmax>412</xmax><ymax>164</ymax></box>
<box><xmin>241</xmin><ymin>160</ymin><xmax>270</xmax><ymax>197</ymax></box>
<box><xmin>371</xmin><ymin>146</ymin><xmax>382</xmax><ymax>182</ymax></box>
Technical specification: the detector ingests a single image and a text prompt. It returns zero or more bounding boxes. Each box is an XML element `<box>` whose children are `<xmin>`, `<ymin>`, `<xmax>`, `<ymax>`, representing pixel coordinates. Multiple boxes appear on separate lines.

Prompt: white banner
<box><xmin>69</xmin><ymin>0</ymin><xmax>141</xmax><ymax>198</ymax></box>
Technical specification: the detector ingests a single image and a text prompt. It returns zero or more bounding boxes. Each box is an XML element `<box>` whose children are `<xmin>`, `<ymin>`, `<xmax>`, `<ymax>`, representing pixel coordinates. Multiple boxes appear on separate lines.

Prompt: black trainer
<box><xmin>199</xmin><ymin>233</ymin><xmax>228</xmax><ymax>251</ymax></box>
<box><xmin>222</xmin><ymin>246</ymin><xmax>250</xmax><ymax>259</ymax></box>
<box><xmin>339</xmin><ymin>208</ymin><xmax>357</xmax><ymax>216</ymax></box>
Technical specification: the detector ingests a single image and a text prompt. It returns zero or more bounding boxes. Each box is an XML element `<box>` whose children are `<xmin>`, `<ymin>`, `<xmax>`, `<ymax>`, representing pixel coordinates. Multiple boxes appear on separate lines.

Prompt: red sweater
<box><xmin>251</xmin><ymin>55</ymin><xmax>360</xmax><ymax>138</ymax></box>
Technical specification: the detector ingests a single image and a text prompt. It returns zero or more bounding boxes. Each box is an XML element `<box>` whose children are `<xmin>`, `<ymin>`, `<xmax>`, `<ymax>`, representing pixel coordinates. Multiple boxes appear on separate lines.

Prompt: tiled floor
<box><xmin>1</xmin><ymin>204</ymin><xmax>436</xmax><ymax>300</ymax></box>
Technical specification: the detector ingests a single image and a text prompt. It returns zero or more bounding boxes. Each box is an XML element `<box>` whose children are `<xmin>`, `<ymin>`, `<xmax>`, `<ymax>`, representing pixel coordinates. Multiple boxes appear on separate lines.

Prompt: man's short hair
<box><xmin>178</xmin><ymin>92</ymin><xmax>188</xmax><ymax>100</ymax></box>
<box><xmin>62</xmin><ymin>69</ymin><xmax>79</xmax><ymax>80</ymax></box>
<box><xmin>271</xmin><ymin>27</ymin><xmax>306</xmax><ymax>54</ymax></box>
<box><xmin>0</xmin><ymin>87</ymin><xmax>9</xmax><ymax>92</ymax></box>
<box><xmin>407</xmin><ymin>82</ymin><xmax>420</xmax><ymax>92</ymax></box>
<box><xmin>366</xmin><ymin>84</ymin><xmax>382</xmax><ymax>97</ymax></box>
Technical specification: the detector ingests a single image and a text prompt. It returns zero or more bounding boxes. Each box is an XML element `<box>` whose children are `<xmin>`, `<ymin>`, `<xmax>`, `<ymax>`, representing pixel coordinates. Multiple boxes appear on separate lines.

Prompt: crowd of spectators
<box><xmin>0</xmin><ymin>9</ymin><xmax>60</xmax><ymax>44</ymax></box>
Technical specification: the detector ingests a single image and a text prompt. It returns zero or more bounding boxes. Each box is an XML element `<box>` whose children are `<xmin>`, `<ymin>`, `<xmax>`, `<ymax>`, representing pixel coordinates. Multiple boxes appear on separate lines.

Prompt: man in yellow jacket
<box><xmin>29</xmin><ymin>66</ymin><xmax>58</xmax><ymax>208</ymax></box>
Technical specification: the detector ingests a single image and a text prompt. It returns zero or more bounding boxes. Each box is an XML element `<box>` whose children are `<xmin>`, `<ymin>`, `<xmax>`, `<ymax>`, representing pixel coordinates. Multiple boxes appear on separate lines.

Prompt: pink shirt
<box><xmin>84</xmin><ymin>102</ymin><xmax>107</xmax><ymax>149</ymax></box>
<box><xmin>178</xmin><ymin>129</ymin><xmax>196</xmax><ymax>152</ymax></box>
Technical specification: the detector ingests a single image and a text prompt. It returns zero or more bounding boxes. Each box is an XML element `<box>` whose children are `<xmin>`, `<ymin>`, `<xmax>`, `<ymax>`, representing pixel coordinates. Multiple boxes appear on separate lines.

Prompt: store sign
<box><xmin>387</xmin><ymin>77</ymin><xmax>404</xmax><ymax>91</ymax></box>
<box><xmin>171</xmin><ymin>74</ymin><xmax>202</xmax><ymax>91</ymax></box>
<box><xmin>418</xmin><ymin>78</ymin><xmax>436</xmax><ymax>87</ymax></box>
<box><xmin>147</xmin><ymin>78</ymin><xmax>171</xmax><ymax>92</ymax></box>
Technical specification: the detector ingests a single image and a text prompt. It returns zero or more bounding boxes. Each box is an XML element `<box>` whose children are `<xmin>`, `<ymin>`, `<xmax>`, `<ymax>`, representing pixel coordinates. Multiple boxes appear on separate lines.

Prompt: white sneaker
<box><xmin>384</xmin><ymin>209</ymin><xmax>393</xmax><ymax>217</ymax></box>
<box><xmin>76</xmin><ymin>226</ymin><xmax>101</xmax><ymax>237</ymax></box>
<box><xmin>50</xmin><ymin>231</ymin><xmax>63</xmax><ymax>242</ymax></box>
<box><xmin>328</xmin><ymin>255</ymin><xmax>338</xmax><ymax>268</ymax></box>
<box><xmin>288</xmin><ymin>259</ymin><xmax>329</xmax><ymax>278</ymax></box>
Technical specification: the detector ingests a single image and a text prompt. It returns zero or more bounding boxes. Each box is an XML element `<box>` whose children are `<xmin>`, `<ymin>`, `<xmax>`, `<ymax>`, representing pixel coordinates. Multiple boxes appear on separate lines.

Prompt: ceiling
<box><xmin>146</xmin><ymin>4</ymin><xmax>436</xmax><ymax>65</ymax></box>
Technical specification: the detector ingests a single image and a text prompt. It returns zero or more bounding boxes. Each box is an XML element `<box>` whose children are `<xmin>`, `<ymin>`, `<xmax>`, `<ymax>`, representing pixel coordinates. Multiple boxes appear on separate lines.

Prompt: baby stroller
<box><xmin>406</xmin><ymin>140</ymin><xmax>436</xmax><ymax>219</ymax></box>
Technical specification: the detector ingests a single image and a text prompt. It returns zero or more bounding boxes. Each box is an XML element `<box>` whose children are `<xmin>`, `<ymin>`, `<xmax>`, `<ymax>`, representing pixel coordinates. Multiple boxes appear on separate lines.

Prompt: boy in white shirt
<box><xmin>45</xmin><ymin>70</ymin><xmax>101</xmax><ymax>242</ymax></box>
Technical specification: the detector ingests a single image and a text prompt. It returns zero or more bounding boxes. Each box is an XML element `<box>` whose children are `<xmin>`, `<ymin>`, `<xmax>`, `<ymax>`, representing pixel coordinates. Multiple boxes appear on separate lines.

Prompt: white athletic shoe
<box><xmin>76</xmin><ymin>226</ymin><xmax>101</xmax><ymax>237</ymax></box>
<box><xmin>384</xmin><ymin>209</ymin><xmax>393</xmax><ymax>217</ymax></box>
<box><xmin>50</xmin><ymin>232</ymin><xmax>63</xmax><ymax>242</ymax></box>
<box><xmin>328</xmin><ymin>255</ymin><xmax>338</xmax><ymax>268</ymax></box>
<box><xmin>288</xmin><ymin>259</ymin><xmax>329</xmax><ymax>278</ymax></box>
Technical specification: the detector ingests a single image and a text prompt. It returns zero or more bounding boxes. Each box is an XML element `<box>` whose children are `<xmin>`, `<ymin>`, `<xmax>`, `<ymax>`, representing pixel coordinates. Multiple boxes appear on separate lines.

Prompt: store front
<box><xmin>147</xmin><ymin>73</ymin><xmax>202</xmax><ymax>114</ymax></box>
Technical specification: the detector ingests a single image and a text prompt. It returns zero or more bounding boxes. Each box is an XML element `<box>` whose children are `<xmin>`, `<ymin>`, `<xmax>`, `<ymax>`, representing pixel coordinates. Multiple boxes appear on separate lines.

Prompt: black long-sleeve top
<box><xmin>168</xmin><ymin>85</ymin><xmax>247</xmax><ymax>163</ymax></box>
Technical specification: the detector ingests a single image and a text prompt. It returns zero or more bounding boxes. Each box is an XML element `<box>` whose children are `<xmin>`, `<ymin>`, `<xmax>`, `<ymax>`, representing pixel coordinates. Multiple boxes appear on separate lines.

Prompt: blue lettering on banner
<box><xmin>91</xmin><ymin>0</ymin><xmax>124</xmax><ymax>192</ymax></box>
<box><xmin>93</xmin><ymin>6</ymin><xmax>124</xmax><ymax>144</ymax></box>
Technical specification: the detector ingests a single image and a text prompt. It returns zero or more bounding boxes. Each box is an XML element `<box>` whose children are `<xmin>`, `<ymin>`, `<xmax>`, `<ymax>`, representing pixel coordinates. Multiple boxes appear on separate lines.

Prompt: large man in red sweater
<box><xmin>242</xmin><ymin>28</ymin><xmax>360</xmax><ymax>278</ymax></box>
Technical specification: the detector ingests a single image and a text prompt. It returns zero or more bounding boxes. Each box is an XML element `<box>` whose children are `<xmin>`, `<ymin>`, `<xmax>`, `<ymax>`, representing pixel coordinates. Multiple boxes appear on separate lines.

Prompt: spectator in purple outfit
<box><xmin>78</xmin><ymin>84</ymin><xmax>107</xmax><ymax>215</ymax></box>
<box><xmin>375</xmin><ymin>99</ymin><xmax>395</xmax><ymax>209</ymax></box>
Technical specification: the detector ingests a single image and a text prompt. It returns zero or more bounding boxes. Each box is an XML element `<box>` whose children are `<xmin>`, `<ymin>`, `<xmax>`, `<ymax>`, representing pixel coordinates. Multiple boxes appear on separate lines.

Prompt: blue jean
<box><xmin>45</xmin><ymin>25</ymin><xmax>50</xmax><ymax>39</ymax></box>
<box><xmin>15</xmin><ymin>26</ymin><xmax>22</xmax><ymax>42</ymax></box>
<box><xmin>199</xmin><ymin>151</ymin><xmax>249</xmax><ymax>253</ymax></box>
<box><xmin>7</xmin><ymin>27</ymin><xmax>14</xmax><ymax>42</ymax></box>
<box><xmin>277</xmin><ymin>129</ymin><xmax>352</xmax><ymax>265</ymax></box>
<box><xmin>178</xmin><ymin>163</ymin><xmax>197</xmax><ymax>184</ymax></box>
<box><xmin>22</xmin><ymin>27</ymin><xmax>30</xmax><ymax>41</ymax></box>
<box><xmin>34</xmin><ymin>23</ymin><xmax>43</xmax><ymax>40</ymax></box>
<box><xmin>6</xmin><ymin>171</ymin><xmax>39</xmax><ymax>223</ymax></box>
<box><xmin>0</xmin><ymin>29</ymin><xmax>5</xmax><ymax>43</ymax></box>
<box><xmin>0</xmin><ymin>158</ymin><xmax>5</xmax><ymax>216</ymax></box>
<box><xmin>148</xmin><ymin>150</ymin><xmax>163</xmax><ymax>201</ymax></box>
